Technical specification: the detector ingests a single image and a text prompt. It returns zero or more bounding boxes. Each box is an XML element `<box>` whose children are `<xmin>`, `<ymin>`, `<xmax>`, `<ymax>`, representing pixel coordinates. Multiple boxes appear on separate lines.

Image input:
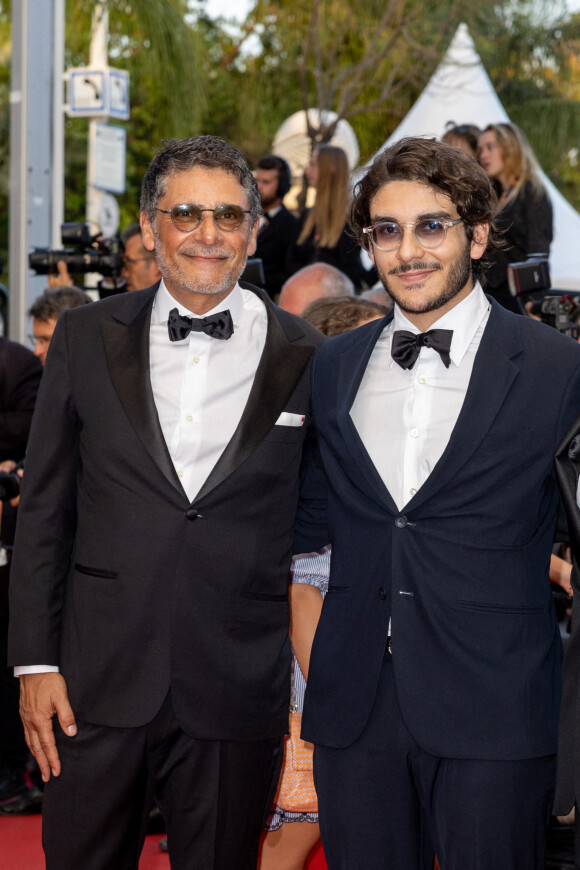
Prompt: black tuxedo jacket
<box><xmin>8</xmin><ymin>282</ymin><xmax>323</xmax><ymax>740</ymax></box>
<box><xmin>295</xmin><ymin>298</ymin><xmax>580</xmax><ymax>760</ymax></box>
<box><xmin>554</xmin><ymin>413</ymin><xmax>580</xmax><ymax>814</ymax></box>
<box><xmin>255</xmin><ymin>205</ymin><xmax>300</xmax><ymax>300</ymax></box>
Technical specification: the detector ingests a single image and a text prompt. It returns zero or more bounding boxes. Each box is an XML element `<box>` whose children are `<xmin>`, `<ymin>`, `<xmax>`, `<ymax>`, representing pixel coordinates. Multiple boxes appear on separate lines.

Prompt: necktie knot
<box><xmin>167</xmin><ymin>307</ymin><xmax>234</xmax><ymax>342</ymax></box>
<box><xmin>391</xmin><ymin>328</ymin><xmax>453</xmax><ymax>370</ymax></box>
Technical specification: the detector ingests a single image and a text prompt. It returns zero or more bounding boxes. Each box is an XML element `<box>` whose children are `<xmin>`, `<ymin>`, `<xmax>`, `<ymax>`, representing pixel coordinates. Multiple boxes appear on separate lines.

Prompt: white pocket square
<box><xmin>275</xmin><ymin>412</ymin><xmax>305</xmax><ymax>427</ymax></box>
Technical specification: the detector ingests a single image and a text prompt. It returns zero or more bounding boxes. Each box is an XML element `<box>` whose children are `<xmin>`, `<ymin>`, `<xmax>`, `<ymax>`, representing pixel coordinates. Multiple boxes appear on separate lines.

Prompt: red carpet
<box><xmin>0</xmin><ymin>815</ymin><xmax>328</xmax><ymax>869</ymax></box>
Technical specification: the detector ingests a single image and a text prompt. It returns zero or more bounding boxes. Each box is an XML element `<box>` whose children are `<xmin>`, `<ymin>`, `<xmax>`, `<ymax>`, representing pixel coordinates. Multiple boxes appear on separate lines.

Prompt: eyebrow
<box><xmin>370</xmin><ymin>211</ymin><xmax>453</xmax><ymax>223</ymax></box>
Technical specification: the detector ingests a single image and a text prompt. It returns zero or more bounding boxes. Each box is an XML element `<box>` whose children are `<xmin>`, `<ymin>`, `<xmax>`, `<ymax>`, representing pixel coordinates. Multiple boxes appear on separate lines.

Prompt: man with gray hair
<box><xmin>278</xmin><ymin>262</ymin><xmax>354</xmax><ymax>315</ymax></box>
<box><xmin>28</xmin><ymin>286</ymin><xmax>91</xmax><ymax>366</ymax></box>
<box><xmin>9</xmin><ymin>135</ymin><xmax>322</xmax><ymax>870</ymax></box>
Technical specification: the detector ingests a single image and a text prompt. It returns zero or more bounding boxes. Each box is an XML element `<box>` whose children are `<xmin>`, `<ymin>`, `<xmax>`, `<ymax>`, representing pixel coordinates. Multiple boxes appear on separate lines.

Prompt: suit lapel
<box><xmin>193</xmin><ymin>293</ymin><xmax>315</xmax><ymax>503</ymax></box>
<box><xmin>336</xmin><ymin>315</ymin><xmax>399</xmax><ymax>513</ymax></box>
<box><xmin>406</xmin><ymin>300</ymin><xmax>521</xmax><ymax>511</ymax></box>
<box><xmin>101</xmin><ymin>285</ymin><xmax>186</xmax><ymax>496</ymax></box>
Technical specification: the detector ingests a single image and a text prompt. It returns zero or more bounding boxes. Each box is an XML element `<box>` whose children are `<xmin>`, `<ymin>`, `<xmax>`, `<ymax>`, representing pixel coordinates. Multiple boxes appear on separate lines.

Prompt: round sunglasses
<box><xmin>363</xmin><ymin>218</ymin><xmax>463</xmax><ymax>251</ymax></box>
<box><xmin>157</xmin><ymin>204</ymin><xmax>252</xmax><ymax>233</ymax></box>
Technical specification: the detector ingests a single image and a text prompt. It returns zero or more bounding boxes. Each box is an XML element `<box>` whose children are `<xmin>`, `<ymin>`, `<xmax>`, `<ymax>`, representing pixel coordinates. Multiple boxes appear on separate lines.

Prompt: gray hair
<box><xmin>29</xmin><ymin>286</ymin><xmax>91</xmax><ymax>322</ymax></box>
<box><xmin>140</xmin><ymin>136</ymin><xmax>261</xmax><ymax>224</ymax></box>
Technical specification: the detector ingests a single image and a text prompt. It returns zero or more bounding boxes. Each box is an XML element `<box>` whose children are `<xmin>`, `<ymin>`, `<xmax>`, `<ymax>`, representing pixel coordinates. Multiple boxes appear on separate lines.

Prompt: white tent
<box><xmin>375</xmin><ymin>23</ymin><xmax>580</xmax><ymax>290</ymax></box>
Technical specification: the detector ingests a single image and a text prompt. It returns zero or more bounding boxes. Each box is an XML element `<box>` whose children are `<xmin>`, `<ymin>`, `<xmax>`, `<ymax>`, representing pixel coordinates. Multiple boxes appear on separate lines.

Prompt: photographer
<box><xmin>478</xmin><ymin>123</ymin><xmax>553</xmax><ymax>314</ymax></box>
<box><xmin>28</xmin><ymin>286</ymin><xmax>91</xmax><ymax>366</ymax></box>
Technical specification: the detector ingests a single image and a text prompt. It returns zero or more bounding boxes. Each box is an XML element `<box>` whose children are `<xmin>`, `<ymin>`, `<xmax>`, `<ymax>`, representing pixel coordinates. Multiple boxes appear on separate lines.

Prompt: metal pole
<box><xmin>9</xmin><ymin>0</ymin><xmax>56</xmax><ymax>342</ymax></box>
<box><xmin>52</xmin><ymin>0</ymin><xmax>65</xmax><ymax>248</ymax></box>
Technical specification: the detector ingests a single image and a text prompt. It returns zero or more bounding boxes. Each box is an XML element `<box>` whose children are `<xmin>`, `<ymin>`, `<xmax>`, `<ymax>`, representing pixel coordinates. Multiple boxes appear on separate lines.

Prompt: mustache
<box><xmin>179</xmin><ymin>246</ymin><xmax>231</xmax><ymax>258</ymax></box>
<box><xmin>388</xmin><ymin>261</ymin><xmax>443</xmax><ymax>275</ymax></box>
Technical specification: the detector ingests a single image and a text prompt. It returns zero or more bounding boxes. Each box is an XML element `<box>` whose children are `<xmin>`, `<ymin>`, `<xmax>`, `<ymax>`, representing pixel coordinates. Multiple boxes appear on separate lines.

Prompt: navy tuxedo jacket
<box><xmin>295</xmin><ymin>298</ymin><xmax>580</xmax><ymax>760</ymax></box>
<box><xmin>8</xmin><ymin>282</ymin><xmax>323</xmax><ymax>740</ymax></box>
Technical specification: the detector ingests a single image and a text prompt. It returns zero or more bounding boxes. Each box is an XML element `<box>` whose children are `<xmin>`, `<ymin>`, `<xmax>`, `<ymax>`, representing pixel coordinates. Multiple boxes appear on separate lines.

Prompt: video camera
<box><xmin>29</xmin><ymin>223</ymin><xmax>126</xmax><ymax>295</ymax></box>
<box><xmin>507</xmin><ymin>254</ymin><xmax>580</xmax><ymax>339</ymax></box>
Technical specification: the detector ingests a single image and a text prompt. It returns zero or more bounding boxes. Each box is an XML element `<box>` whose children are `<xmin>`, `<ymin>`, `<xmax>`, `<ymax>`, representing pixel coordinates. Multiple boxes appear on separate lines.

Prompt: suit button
<box><xmin>186</xmin><ymin>508</ymin><xmax>201</xmax><ymax>520</ymax></box>
<box><xmin>394</xmin><ymin>515</ymin><xmax>407</xmax><ymax>528</ymax></box>
<box><xmin>378</xmin><ymin>587</ymin><xmax>387</xmax><ymax>600</ymax></box>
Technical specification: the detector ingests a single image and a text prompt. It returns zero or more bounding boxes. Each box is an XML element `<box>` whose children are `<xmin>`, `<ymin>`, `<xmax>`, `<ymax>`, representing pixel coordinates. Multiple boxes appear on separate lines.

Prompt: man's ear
<box><xmin>247</xmin><ymin>216</ymin><xmax>260</xmax><ymax>258</ymax></box>
<box><xmin>140</xmin><ymin>212</ymin><xmax>155</xmax><ymax>253</ymax></box>
<box><xmin>470</xmin><ymin>223</ymin><xmax>489</xmax><ymax>262</ymax></box>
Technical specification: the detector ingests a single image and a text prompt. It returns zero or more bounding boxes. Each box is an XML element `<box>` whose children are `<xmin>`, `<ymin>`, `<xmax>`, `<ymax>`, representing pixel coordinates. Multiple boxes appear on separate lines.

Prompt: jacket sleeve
<box><xmin>7</xmin><ymin>313</ymin><xmax>80</xmax><ymax>667</ymax></box>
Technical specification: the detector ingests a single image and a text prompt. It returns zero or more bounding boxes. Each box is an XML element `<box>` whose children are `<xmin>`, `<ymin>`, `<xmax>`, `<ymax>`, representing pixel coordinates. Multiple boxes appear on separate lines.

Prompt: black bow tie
<box><xmin>391</xmin><ymin>328</ymin><xmax>453</xmax><ymax>370</ymax></box>
<box><xmin>167</xmin><ymin>307</ymin><xmax>234</xmax><ymax>342</ymax></box>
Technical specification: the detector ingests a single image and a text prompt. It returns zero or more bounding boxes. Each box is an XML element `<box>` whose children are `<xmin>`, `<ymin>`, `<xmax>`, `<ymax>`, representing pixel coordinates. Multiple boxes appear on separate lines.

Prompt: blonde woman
<box><xmin>286</xmin><ymin>145</ymin><xmax>375</xmax><ymax>290</ymax></box>
<box><xmin>478</xmin><ymin>123</ymin><xmax>552</xmax><ymax>313</ymax></box>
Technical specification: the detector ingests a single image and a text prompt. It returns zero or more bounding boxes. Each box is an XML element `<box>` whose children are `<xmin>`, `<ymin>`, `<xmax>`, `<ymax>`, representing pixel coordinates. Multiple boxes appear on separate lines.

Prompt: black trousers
<box><xmin>314</xmin><ymin>654</ymin><xmax>555</xmax><ymax>870</ymax></box>
<box><xmin>42</xmin><ymin>692</ymin><xmax>283</xmax><ymax>870</ymax></box>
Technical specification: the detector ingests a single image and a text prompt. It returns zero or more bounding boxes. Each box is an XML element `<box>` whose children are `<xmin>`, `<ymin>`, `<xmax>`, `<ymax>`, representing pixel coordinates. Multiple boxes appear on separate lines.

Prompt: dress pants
<box><xmin>313</xmin><ymin>654</ymin><xmax>555</xmax><ymax>870</ymax></box>
<box><xmin>42</xmin><ymin>691</ymin><xmax>283</xmax><ymax>870</ymax></box>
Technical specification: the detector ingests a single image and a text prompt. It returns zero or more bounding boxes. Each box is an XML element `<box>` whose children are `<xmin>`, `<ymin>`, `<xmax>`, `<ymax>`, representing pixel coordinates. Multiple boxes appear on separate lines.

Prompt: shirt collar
<box><xmin>391</xmin><ymin>282</ymin><xmax>489</xmax><ymax>367</ymax></box>
<box><xmin>152</xmin><ymin>279</ymin><xmax>245</xmax><ymax>328</ymax></box>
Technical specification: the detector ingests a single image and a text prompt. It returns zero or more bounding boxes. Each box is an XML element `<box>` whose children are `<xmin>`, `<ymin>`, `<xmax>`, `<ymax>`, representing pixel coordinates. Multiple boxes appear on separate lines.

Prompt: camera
<box><xmin>0</xmin><ymin>460</ymin><xmax>23</xmax><ymax>502</ymax></box>
<box><xmin>507</xmin><ymin>254</ymin><xmax>551</xmax><ymax>298</ymax></box>
<box><xmin>29</xmin><ymin>223</ymin><xmax>126</xmax><ymax>294</ymax></box>
<box><xmin>529</xmin><ymin>293</ymin><xmax>580</xmax><ymax>339</ymax></box>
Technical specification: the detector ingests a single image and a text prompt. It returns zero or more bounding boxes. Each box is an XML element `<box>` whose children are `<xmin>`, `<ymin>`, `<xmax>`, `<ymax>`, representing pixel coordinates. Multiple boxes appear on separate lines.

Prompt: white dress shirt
<box><xmin>16</xmin><ymin>280</ymin><xmax>268</xmax><ymax>676</ymax></box>
<box><xmin>150</xmin><ymin>280</ymin><xmax>267</xmax><ymax>502</ymax></box>
<box><xmin>351</xmin><ymin>283</ymin><xmax>491</xmax><ymax>510</ymax></box>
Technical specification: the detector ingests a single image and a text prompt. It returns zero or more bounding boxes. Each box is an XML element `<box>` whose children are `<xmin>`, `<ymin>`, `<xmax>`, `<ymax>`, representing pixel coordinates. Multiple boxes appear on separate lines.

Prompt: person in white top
<box><xmin>8</xmin><ymin>135</ymin><xmax>323</xmax><ymax>870</ymax></box>
<box><xmin>294</xmin><ymin>136</ymin><xmax>580</xmax><ymax>870</ymax></box>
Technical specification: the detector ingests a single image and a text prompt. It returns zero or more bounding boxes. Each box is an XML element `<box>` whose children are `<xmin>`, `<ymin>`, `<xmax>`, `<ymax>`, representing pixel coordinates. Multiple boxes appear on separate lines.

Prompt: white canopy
<box><xmin>376</xmin><ymin>23</ymin><xmax>580</xmax><ymax>290</ymax></box>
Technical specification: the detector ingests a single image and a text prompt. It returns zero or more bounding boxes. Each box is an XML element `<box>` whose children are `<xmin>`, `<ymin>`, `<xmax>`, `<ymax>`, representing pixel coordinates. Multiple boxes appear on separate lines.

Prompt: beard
<box><xmin>154</xmin><ymin>238</ymin><xmax>247</xmax><ymax>298</ymax></box>
<box><xmin>377</xmin><ymin>242</ymin><xmax>473</xmax><ymax>316</ymax></box>
<box><xmin>260</xmin><ymin>193</ymin><xmax>278</xmax><ymax>210</ymax></box>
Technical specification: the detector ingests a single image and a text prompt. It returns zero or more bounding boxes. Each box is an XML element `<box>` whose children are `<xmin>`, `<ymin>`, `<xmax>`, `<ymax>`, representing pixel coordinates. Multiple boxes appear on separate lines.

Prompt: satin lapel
<box><xmin>406</xmin><ymin>300</ymin><xmax>521</xmax><ymax>512</ymax></box>
<box><xmin>335</xmin><ymin>315</ymin><xmax>398</xmax><ymax>513</ymax></box>
<box><xmin>193</xmin><ymin>301</ymin><xmax>315</xmax><ymax>503</ymax></box>
<box><xmin>101</xmin><ymin>288</ymin><xmax>185</xmax><ymax>495</ymax></box>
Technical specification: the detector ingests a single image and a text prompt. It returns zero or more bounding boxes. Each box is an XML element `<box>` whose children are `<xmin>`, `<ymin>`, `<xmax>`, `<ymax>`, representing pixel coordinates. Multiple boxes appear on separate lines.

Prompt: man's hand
<box><xmin>19</xmin><ymin>673</ymin><xmax>77</xmax><ymax>782</ymax></box>
<box><xmin>47</xmin><ymin>260</ymin><xmax>73</xmax><ymax>289</ymax></box>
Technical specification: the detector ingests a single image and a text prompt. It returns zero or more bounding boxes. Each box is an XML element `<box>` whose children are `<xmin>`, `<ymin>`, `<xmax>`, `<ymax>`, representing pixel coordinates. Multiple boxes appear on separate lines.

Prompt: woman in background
<box><xmin>286</xmin><ymin>145</ymin><xmax>376</xmax><ymax>291</ymax></box>
<box><xmin>478</xmin><ymin>122</ymin><xmax>552</xmax><ymax>314</ymax></box>
<box><xmin>441</xmin><ymin>122</ymin><xmax>481</xmax><ymax>158</ymax></box>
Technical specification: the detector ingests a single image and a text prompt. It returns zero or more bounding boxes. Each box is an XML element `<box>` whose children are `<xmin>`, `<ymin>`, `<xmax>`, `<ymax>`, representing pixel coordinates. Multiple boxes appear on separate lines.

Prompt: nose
<box><xmin>397</xmin><ymin>224</ymin><xmax>424</xmax><ymax>262</ymax></box>
<box><xmin>194</xmin><ymin>211</ymin><xmax>219</xmax><ymax>244</ymax></box>
<box><xmin>33</xmin><ymin>340</ymin><xmax>46</xmax><ymax>360</ymax></box>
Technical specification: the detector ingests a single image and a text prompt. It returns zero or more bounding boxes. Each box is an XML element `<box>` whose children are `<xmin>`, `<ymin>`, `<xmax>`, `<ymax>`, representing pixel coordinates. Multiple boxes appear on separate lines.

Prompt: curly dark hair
<box><xmin>301</xmin><ymin>296</ymin><xmax>388</xmax><ymax>337</ymax></box>
<box><xmin>349</xmin><ymin>137</ymin><xmax>502</xmax><ymax>281</ymax></box>
<box><xmin>140</xmin><ymin>135</ymin><xmax>261</xmax><ymax>225</ymax></box>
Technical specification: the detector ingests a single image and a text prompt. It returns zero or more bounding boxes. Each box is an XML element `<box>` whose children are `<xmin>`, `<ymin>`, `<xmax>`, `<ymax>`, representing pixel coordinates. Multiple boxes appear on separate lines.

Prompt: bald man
<box><xmin>278</xmin><ymin>263</ymin><xmax>354</xmax><ymax>315</ymax></box>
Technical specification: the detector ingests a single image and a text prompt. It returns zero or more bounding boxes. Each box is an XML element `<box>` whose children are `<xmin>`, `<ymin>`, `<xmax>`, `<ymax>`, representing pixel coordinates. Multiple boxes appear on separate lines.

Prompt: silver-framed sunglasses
<box><xmin>157</xmin><ymin>204</ymin><xmax>252</xmax><ymax>233</ymax></box>
<box><xmin>362</xmin><ymin>218</ymin><xmax>463</xmax><ymax>252</ymax></box>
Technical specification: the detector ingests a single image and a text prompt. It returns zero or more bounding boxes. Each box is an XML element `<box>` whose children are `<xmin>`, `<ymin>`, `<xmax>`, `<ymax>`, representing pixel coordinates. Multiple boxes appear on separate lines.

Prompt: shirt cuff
<box><xmin>14</xmin><ymin>665</ymin><xmax>60</xmax><ymax>677</ymax></box>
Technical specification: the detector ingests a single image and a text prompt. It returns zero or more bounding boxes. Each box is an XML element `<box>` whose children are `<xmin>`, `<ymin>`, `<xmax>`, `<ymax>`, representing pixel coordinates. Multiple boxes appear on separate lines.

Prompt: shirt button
<box><xmin>394</xmin><ymin>515</ymin><xmax>408</xmax><ymax>529</ymax></box>
<box><xmin>418</xmin><ymin>376</ymin><xmax>426</xmax><ymax>384</ymax></box>
<box><xmin>177</xmin><ymin>470</ymin><xmax>184</xmax><ymax>478</ymax></box>
<box><xmin>409</xmin><ymin>487</ymin><xmax>417</xmax><ymax>496</ymax></box>
<box><xmin>410</xmin><ymin>429</ymin><xmax>419</xmax><ymax>439</ymax></box>
<box><xmin>193</xmin><ymin>356</ymin><xmax>200</xmax><ymax>364</ymax></box>
<box><xmin>186</xmin><ymin>415</ymin><xmax>193</xmax><ymax>422</ymax></box>
<box><xmin>378</xmin><ymin>587</ymin><xmax>387</xmax><ymax>600</ymax></box>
